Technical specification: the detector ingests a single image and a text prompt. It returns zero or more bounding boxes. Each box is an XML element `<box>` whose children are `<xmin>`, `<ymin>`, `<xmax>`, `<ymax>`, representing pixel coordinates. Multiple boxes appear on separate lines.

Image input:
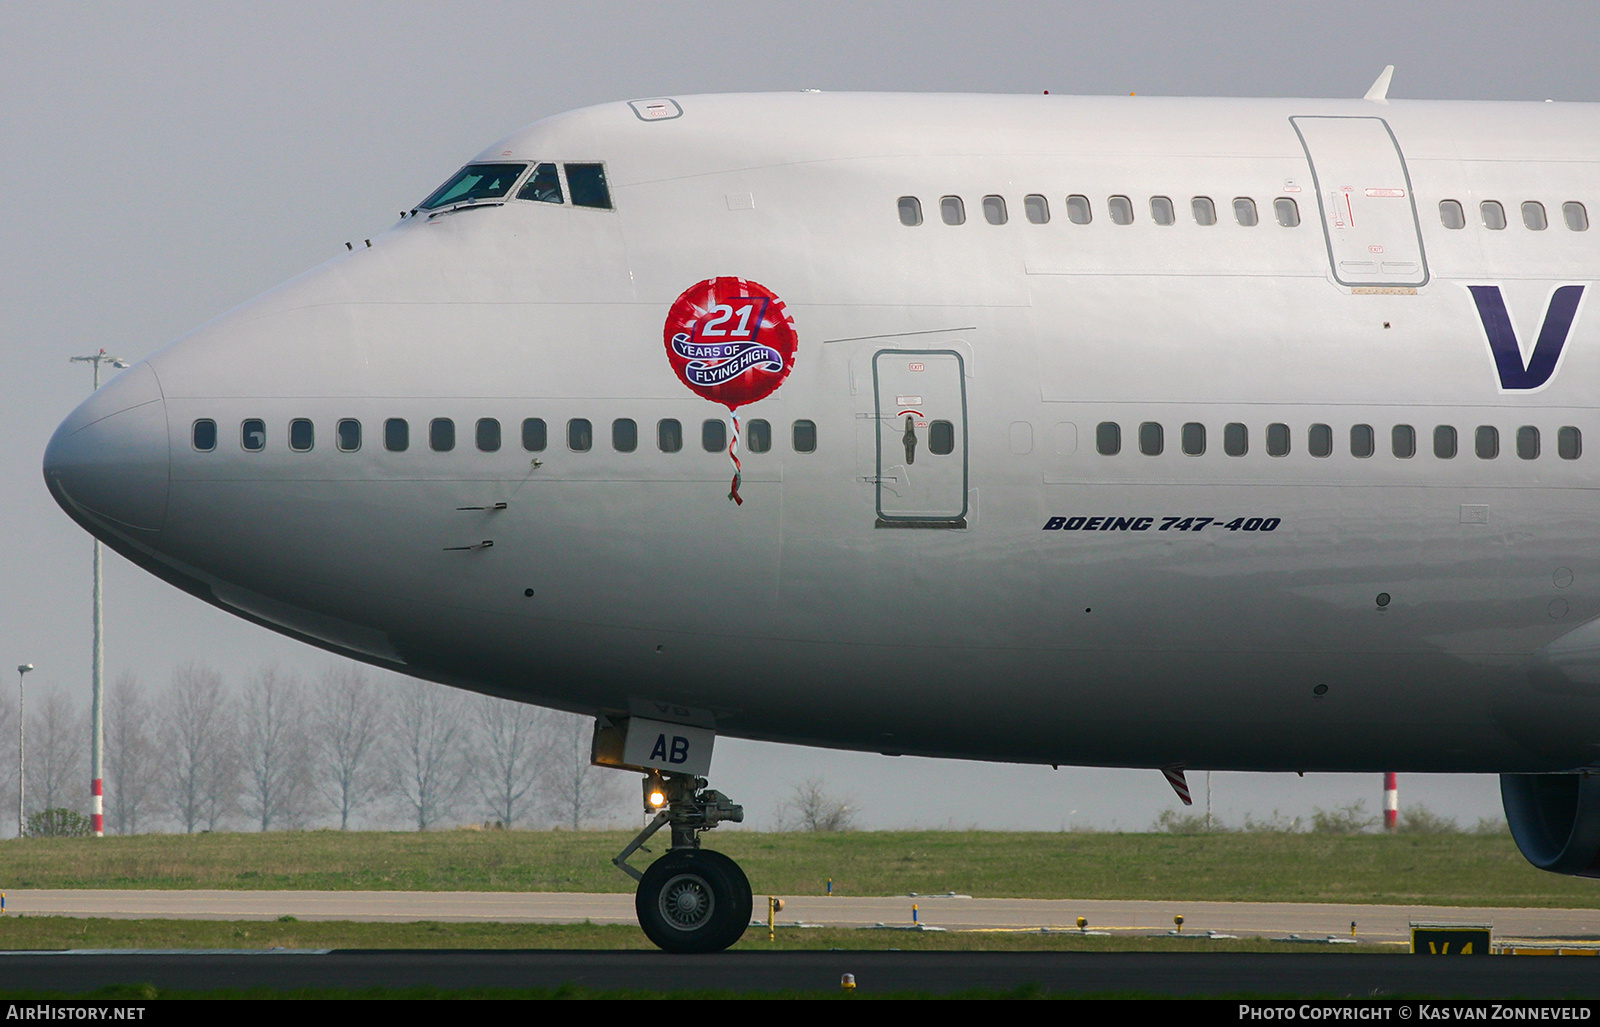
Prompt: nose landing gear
<box><xmin>612</xmin><ymin>770</ymin><xmax>751</xmax><ymax>953</ymax></box>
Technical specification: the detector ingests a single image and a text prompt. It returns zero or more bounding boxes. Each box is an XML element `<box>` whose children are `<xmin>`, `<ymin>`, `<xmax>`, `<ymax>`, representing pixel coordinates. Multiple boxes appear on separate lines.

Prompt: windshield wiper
<box><xmin>427</xmin><ymin>201</ymin><xmax>504</xmax><ymax>220</ymax></box>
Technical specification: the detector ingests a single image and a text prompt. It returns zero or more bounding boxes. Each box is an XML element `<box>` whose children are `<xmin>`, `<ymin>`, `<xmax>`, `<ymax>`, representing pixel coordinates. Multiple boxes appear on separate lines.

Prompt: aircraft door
<box><xmin>1291</xmin><ymin>116</ymin><xmax>1429</xmax><ymax>288</ymax></box>
<box><xmin>873</xmin><ymin>349</ymin><xmax>968</xmax><ymax>528</ymax></box>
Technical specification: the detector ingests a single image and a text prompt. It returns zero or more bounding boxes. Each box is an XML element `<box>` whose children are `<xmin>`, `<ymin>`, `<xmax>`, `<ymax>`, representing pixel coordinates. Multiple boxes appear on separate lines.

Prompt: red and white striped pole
<box><xmin>1383</xmin><ymin>772</ymin><xmax>1398</xmax><ymax>831</ymax></box>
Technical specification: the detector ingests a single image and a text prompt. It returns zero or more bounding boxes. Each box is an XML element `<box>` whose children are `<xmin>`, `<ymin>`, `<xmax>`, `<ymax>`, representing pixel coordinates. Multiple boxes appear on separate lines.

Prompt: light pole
<box><xmin>16</xmin><ymin>664</ymin><xmax>32</xmax><ymax>838</ymax></box>
<box><xmin>69</xmin><ymin>349</ymin><xmax>127</xmax><ymax>839</ymax></box>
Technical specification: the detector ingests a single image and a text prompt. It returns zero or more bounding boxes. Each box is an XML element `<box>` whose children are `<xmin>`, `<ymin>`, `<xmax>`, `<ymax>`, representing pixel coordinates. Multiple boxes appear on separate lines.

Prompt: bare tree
<box><xmin>466</xmin><ymin>696</ymin><xmax>548</xmax><ymax>827</ymax></box>
<box><xmin>310</xmin><ymin>664</ymin><xmax>388</xmax><ymax>830</ymax></box>
<box><xmin>240</xmin><ymin>665</ymin><xmax>312</xmax><ymax>831</ymax></box>
<box><xmin>543</xmin><ymin>711</ymin><xmax>625</xmax><ymax>830</ymax></box>
<box><xmin>392</xmin><ymin>679</ymin><xmax>465</xmax><ymax>830</ymax></box>
<box><xmin>29</xmin><ymin>688</ymin><xmax>86</xmax><ymax>816</ymax></box>
<box><xmin>776</xmin><ymin>777</ymin><xmax>857</xmax><ymax>831</ymax></box>
<box><xmin>162</xmin><ymin>662</ymin><xmax>236</xmax><ymax>833</ymax></box>
<box><xmin>105</xmin><ymin>671</ymin><xmax>159</xmax><ymax>835</ymax></box>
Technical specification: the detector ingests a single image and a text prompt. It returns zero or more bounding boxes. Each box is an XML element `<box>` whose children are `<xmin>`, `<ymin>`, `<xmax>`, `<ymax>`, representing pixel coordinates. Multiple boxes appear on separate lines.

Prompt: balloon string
<box><xmin>727</xmin><ymin>410</ymin><xmax>743</xmax><ymax>506</ymax></box>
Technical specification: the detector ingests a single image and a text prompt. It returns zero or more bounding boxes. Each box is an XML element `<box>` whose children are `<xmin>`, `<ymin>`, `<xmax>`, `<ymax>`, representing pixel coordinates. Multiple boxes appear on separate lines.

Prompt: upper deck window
<box><xmin>516</xmin><ymin>163</ymin><xmax>563</xmax><ymax>204</ymax></box>
<box><xmin>417</xmin><ymin>163</ymin><xmax>527</xmax><ymax>210</ymax></box>
<box><xmin>898</xmin><ymin>196</ymin><xmax>923</xmax><ymax>226</ymax></box>
<box><xmin>1564</xmin><ymin>202</ymin><xmax>1590</xmax><ymax>232</ymax></box>
<box><xmin>1233</xmin><ymin>197</ymin><xmax>1259</xmax><ymax>227</ymax></box>
<box><xmin>565</xmin><ymin>164</ymin><xmax>613</xmax><ymax>209</ymax></box>
<box><xmin>1481</xmin><ymin>200</ymin><xmax>1507</xmax><ymax>230</ymax></box>
<box><xmin>1150</xmin><ymin>196</ymin><xmax>1175</xmax><ymax>225</ymax></box>
<box><xmin>983</xmin><ymin>195</ymin><xmax>1008</xmax><ymax>225</ymax></box>
<box><xmin>1108</xmin><ymin>195</ymin><xmax>1134</xmax><ymax>225</ymax></box>
<box><xmin>940</xmin><ymin>196</ymin><xmax>966</xmax><ymax>225</ymax></box>
<box><xmin>1191</xmin><ymin>197</ymin><xmax>1217</xmax><ymax>226</ymax></box>
<box><xmin>1439</xmin><ymin>200</ymin><xmax>1466</xmax><ymax>229</ymax></box>
<box><xmin>1522</xmin><ymin>201</ymin><xmax>1548</xmax><ymax>231</ymax></box>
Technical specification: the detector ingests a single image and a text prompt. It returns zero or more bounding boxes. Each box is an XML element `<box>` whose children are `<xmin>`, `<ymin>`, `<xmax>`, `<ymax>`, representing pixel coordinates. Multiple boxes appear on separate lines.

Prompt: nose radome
<box><xmin>43</xmin><ymin>362</ymin><xmax>171</xmax><ymax>534</ymax></box>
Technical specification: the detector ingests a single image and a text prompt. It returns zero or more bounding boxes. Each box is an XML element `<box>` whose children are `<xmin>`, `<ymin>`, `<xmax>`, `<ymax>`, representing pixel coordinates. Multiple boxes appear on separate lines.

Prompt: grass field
<box><xmin>0</xmin><ymin>829</ymin><xmax>1592</xmax><ymax>908</ymax></box>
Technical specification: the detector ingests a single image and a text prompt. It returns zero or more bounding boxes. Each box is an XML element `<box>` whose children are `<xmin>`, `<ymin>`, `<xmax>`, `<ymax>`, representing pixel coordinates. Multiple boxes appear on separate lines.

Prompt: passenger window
<box><xmin>242</xmin><ymin>418</ymin><xmax>266</xmax><ymax>452</ymax></box>
<box><xmin>385</xmin><ymin>418</ymin><xmax>409</xmax><ymax>452</ymax></box>
<box><xmin>1138</xmin><ymin>421</ymin><xmax>1163</xmax><ymax>456</ymax></box>
<box><xmin>1181</xmin><ymin>422</ymin><xmax>1206</xmax><ymax>456</ymax></box>
<box><xmin>567</xmin><ymin>418</ymin><xmax>592</xmax><ymax>452</ymax></box>
<box><xmin>192</xmin><ymin>419</ymin><xmax>216</xmax><ymax>452</ymax></box>
<box><xmin>521</xmin><ymin>417</ymin><xmax>547</xmax><ymax>452</ymax></box>
<box><xmin>1224</xmin><ymin>422</ymin><xmax>1248</xmax><ymax>457</ymax></box>
<box><xmin>476</xmin><ymin>418</ymin><xmax>501</xmax><ymax>452</ymax></box>
<box><xmin>940</xmin><ymin>196</ymin><xmax>966</xmax><ymax>225</ymax></box>
<box><xmin>1066</xmin><ymin>194</ymin><xmax>1092</xmax><ymax>225</ymax></box>
<box><xmin>1024</xmin><ymin>195</ymin><xmax>1050</xmax><ymax>224</ymax></box>
<box><xmin>1273</xmin><ymin>198</ymin><xmax>1300</xmax><ymax>227</ymax></box>
<box><xmin>702</xmin><ymin>419</ymin><xmax>727</xmax><ymax>452</ymax></box>
<box><xmin>657</xmin><ymin>418</ymin><xmax>683</xmax><ymax>453</ymax></box>
<box><xmin>336</xmin><ymin>418</ymin><xmax>361</xmax><ymax>453</ymax></box>
<box><xmin>1150</xmin><ymin>196</ymin><xmax>1175</xmax><ymax>225</ymax></box>
<box><xmin>1308</xmin><ymin>423</ymin><xmax>1332</xmax><ymax>457</ymax></box>
<box><xmin>1433</xmin><ymin>425</ymin><xmax>1457</xmax><ymax>459</ymax></box>
<box><xmin>1559</xmin><ymin>426</ymin><xmax>1582</xmax><ymax>460</ymax></box>
<box><xmin>929</xmin><ymin>420</ymin><xmax>956</xmax><ymax>456</ymax></box>
<box><xmin>1233</xmin><ymin>197</ymin><xmax>1259</xmax><ymax>227</ymax></box>
<box><xmin>898</xmin><ymin>196</ymin><xmax>923</xmax><ymax>226</ymax></box>
<box><xmin>1475</xmin><ymin>426</ymin><xmax>1499</xmax><ymax>459</ymax></box>
<box><xmin>1096</xmin><ymin>421</ymin><xmax>1121</xmax><ymax>456</ymax></box>
<box><xmin>612</xmin><ymin>418</ymin><xmax>637</xmax><ymax>452</ymax></box>
<box><xmin>430</xmin><ymin>418</ymin><xmax>455</xmax><ymax>452</ymax></box>
<box><xmin>1192</xmin><ymin>197</ymin><xmax>1217</xmax><ymax>226</ymax></box>
<box><xmin>1439</xmin><ymin>200</ymin><xmax>1466</xmax><ymax>230</ymax></box>
<box><xmin>1522</xmin><ymin>201</ymin><xmax>1548</xmax><ymax>231</ymax></box>
<box><xmin>982</xmin><ymin>195</ymin><xmax>1008</xmax><ymax>225</ymax></box>
<box><xmin>1564</xmin><ymin>202</ymin><xmax>1589</xmax><ymax>232</ymax></box>
<box><xmin>1518</xmin><ymin>425</ymin><xmax>1540</xmax><ymax>460</ymax></box>
<box><xmin>1481</xmin><ymin>200</ymin><xmax>1507</xmax><ymax>230</ymax></box>
<box><xmin>1107</xmin><ymin>195</ymin><xmax>1133</xmax><ymax>225</ymax></box>
<box><xmin>792</xmin><ymin>419</ymin><xmax>818</xmax><ymax>453</ymax></box>
<box><xmin>1266</xmin><ymin>422</ymin><xmax>1289</xmax><ymax>457</ymax></box>
<box><xmin>746</xmin><ymin>419</ymin><xmax>771</xmax><ymax>453</ymax></box>
<box><xmin>515</xmin><ymin>163</ymin><xmax>563</xmax><ymax>204</ymax></box>
<box><xmin>1392</xmin><ymin>424</ymin><xmax>1416</xmax><ymax>459</ymax></box>
<box><xmin>564</xmin><ymin>164</ymin><xmax>612</xmax><ymax>209</ymax></box>
<box><xmin>1350</xmin><ymin>424</ymin><xmax>1375</xmax><ymax>458</ymax></box>
<box><xmin>289</xmin><ymin>418</ymin><xmax>314</xmax><ymax>453</ymax></box>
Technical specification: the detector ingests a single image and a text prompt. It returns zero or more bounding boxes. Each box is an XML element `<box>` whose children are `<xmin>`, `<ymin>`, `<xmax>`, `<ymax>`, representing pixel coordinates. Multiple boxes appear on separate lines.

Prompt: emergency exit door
<box><xmin>1291</xmin><ymin>116</ymin><xmax>1430</xmax><ymax>288</ymax></box>
<box><xmin>874</xmin><ymin>350</ymin><xmax>968</xmax><ymax>528</ymax></box>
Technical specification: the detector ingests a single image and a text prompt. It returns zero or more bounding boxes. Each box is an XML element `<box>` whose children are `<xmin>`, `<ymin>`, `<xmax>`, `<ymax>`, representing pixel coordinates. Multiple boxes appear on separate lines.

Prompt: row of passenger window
<box><xmin>1095</xmin><ymin>420</ymin><xmax>1582</xmax><ymax>461</ymax></box>
<box><xmin>898</xmin><ymin>193</ymin><xmax>1301</xmax><ymax>228</ymax></box>
<box><xmin>1439</xmin><ymin>199</ymin><xmax>1589</xmax><ymax>232</ymax></box>
<box><xmin>897</xmin><ymin>193</ymin><xmax>1593</xmax><ymax>235</ymax></box>
<box><xmin>191</xmin><ymin>417</ymin><xmax>819</xmax><ymax>455</ymax></box>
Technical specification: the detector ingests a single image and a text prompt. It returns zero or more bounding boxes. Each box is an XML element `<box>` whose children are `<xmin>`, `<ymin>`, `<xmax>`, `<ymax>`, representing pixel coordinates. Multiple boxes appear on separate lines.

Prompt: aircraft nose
<box><xmin>43</xmin><ymin>362</ymin><xmax>171</xmax><ymax>534</ymax></box>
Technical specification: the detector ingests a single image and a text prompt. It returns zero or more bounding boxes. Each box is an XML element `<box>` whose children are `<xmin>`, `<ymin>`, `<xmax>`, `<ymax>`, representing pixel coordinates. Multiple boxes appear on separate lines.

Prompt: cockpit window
<box><xmin>417</xmin><ymin>163</ymin><xmax>527</xmax><ymax>210</ymax></box>
<box><xmin>516</xmin><ymin>163</ymin><xmax>563</xmax><ymax>204</ymax></box>
<box><xmin>565</xmin><ymin>163</ymin><xmax>613</xmax><ymax>209</ymax></box>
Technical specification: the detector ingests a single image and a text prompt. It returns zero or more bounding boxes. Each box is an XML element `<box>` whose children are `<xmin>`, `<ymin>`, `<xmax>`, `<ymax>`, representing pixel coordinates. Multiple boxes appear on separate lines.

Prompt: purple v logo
<box><xmin>1469</xmin><ymin>284</ymin><xmax>1585</xmax><ymax>391</ymax></box>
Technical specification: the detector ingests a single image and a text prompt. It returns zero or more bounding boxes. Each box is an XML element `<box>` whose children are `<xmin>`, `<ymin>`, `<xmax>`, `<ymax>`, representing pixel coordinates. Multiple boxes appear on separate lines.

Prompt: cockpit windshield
<box><xmin>417</xmin><ymin>163</ymin><xmax>527</xmax><ymax>211</ymax></box>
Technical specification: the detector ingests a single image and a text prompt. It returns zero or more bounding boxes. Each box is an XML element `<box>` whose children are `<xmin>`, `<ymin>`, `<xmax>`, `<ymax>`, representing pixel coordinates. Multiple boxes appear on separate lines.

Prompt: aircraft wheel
<box><xmin>635</xmin><ymin>849</ymin><xmax>752</xmax><ymax>953</ymax></box>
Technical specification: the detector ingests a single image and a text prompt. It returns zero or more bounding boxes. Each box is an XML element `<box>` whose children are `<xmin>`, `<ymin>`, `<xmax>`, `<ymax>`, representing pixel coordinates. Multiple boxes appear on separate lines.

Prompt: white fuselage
<box><xmin>44</xmin><ymin>92</ymin><xmax>1600</xmax><ymax>775</ymax></box>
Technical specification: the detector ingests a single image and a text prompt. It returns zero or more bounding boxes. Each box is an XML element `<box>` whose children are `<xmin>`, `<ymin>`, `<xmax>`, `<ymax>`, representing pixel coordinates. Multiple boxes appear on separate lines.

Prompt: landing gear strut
<box><xmin>613</xmin><ymin>770</ymin><xmax>750</xmax><ymax>953</ymax></box>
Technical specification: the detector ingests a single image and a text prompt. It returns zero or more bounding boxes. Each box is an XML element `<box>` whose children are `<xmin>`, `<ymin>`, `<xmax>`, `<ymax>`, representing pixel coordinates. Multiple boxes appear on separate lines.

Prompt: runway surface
<box><xmin>0</xmin><ymin>950</ymin><xmax>1595</xmax><ymax>998</ymax></box>
<box><xmin>6</xmin><ymin>890</ymin><xmax>1599</xmax><ymax>944</ymax></box>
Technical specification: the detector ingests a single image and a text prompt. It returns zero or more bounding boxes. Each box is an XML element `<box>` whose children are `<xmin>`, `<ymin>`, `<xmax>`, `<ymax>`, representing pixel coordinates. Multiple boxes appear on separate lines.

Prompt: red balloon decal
<box><xmin>663</xmin><ymin>278</ymin><xmax>798</xmax><ymax>410</ymax></box>
<box><xmin>663</xmin><ymin>278</ymin><xmax>798</xmax><ymax>506</ymax></box>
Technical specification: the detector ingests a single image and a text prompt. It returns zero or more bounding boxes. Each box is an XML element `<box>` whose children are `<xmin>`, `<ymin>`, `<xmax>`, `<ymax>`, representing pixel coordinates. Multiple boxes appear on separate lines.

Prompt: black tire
<box><xmin>635</xmin><ymin>849</ymin><xmax>753</xmax><ymax>953</ymax></box>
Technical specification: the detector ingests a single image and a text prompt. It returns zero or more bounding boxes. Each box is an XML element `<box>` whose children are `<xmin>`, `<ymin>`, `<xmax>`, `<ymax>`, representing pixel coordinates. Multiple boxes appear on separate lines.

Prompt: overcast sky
<box><xmin>5</xmin><ymin>1</ymin><xmax>1600</xmax><ymax>833</ymax></box>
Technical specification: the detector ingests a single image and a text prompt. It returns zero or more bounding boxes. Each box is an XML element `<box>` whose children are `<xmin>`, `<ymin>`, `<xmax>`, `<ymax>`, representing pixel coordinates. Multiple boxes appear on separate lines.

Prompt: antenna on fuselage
<box><xmin>1363</xmin><ymin>65</ymin><xmax>1395</xmax><ymax>105</ymax></box>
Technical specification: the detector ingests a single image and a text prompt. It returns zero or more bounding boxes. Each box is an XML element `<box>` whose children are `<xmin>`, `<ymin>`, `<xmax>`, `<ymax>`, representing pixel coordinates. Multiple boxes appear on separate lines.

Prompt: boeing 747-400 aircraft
<box><xmin>42</xmin><ymin>81</ymin><xmax>1600</xmax><ymax>951</ymax></box>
